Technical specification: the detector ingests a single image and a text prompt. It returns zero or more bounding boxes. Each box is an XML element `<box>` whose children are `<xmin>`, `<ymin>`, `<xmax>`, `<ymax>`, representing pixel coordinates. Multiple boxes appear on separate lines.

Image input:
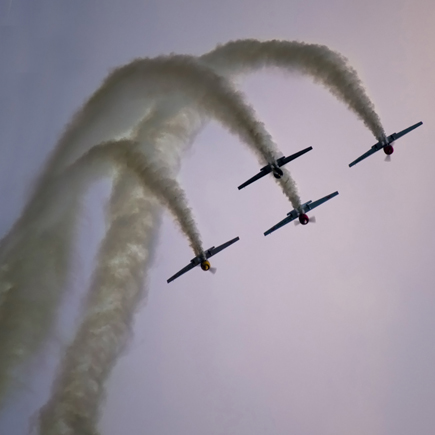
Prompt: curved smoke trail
<box><xmin>0</xmin><ymin>55</ymin><xmax>288</xmax><ymax>407</ymax></box>
<box><xmin>37</xmin><ymin>40</ymin><xmax>386</xmax><ymax>434</ymax></box>
<box><xmin>38</xmin><ymin>109</ymin><xmax>204</xmax><ymax>435</ymax></box>
<box><xmin>77</xmin><ymin>140</ymin><xmax>204</xmax><ymax>256</ymax></box>
<box><xmin>33</xmin><ymin>54</ymin><xmax>281</xmax><ymax>190</ymax></box>
<box><xmin>201</xmin><ymin>39</ymin><xmax>386</xmax><ymax>140</ymax></box>
<box><xmin>38</xmin><ymin>172</ymin><xmax>161</xmax><ymax>435</ymax></box>
<box><xmin>0</xmin><ymin>40</ymin><xmax>387</xmax><ymax>434</ymax></box>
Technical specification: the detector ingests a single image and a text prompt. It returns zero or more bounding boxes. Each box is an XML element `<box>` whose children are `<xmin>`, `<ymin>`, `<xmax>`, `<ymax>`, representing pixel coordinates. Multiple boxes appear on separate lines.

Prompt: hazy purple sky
<box><xmin>0</xmin><ymin>1</ymin><xmax>434</xmax><ymax>434</ymax></box>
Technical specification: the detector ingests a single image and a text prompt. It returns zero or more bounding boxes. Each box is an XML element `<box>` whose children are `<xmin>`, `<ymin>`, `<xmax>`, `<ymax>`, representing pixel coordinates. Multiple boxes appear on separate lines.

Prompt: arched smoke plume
<box><xmin>0</xmin><ymin>39</ymin><xmax>385</xmax><ymax>434</ymax></box>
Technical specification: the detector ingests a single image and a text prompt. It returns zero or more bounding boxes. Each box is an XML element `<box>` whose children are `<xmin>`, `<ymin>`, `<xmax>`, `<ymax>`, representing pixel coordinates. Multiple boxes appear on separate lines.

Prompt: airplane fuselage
<box><xmin>297</xmin><ymin>202</ymin><xmax>312</xmax><ymax>224</ymax></box>
<box><xmin>272</xmin><ymin>164</ymin><xmax>284</xmax><ymax>179</ymax></box>
<box><xmin>381</xmin><ymin>133</ymin><xmax>396</xmax><ymax>155</ymax></box>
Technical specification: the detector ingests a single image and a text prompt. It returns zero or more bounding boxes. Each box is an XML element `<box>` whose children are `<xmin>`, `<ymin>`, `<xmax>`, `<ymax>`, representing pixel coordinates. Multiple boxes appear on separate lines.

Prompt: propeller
<box><xmin>384</xmin><ymin>155</ymin><xmax>392</xmax><ymax>162</ymax></box>
<box><xmin>294</xmin><ymin>216</ymin><xmax>316</xmax><ymax>225</ymax></box>
<box><xmin>209</xmin><ymin>267</ymin><xmax>217</xmax><ymax>274</ymax></box>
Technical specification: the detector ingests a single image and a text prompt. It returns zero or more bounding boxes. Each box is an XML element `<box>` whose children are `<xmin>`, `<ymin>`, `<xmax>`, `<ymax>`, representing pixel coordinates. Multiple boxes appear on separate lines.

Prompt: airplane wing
<box><xmin>168</xmin><ymin>237</ymin><xmax>240</xmax><ymax>283</ymax></box>
<box><xmin>205</xmin><ymin>236</ymin><xmax>240</xmax><ymax>258</ymax></box>
<box><xmin>239</xmin><ymin>147</ymin><xmax>313</xmax><ymax>189</ymax></box>
<box><xmin>349</xmin><ymin>122</ymin><xmax>423</xmax><ymax>167</ymax></box>
<box><xmin>238</xmin><ymin>167</ymin><xmax>271</xmax><ymax>190</ymax></box>
<box><xmin>306</xmin><ymin>191</ymin><xmax>339</xmax><ymax>211</ymax></box>
<box><xmin>276</xmin><ymin>146</ymin><xmax>313</xmax><ymax>167</ymax></box>
<box><xmin>348</xmin><ymin>146</ymin><xmax>381</xmax><ymax>167</ymax></box>
<box><xmin>264</xmin><ymin>210</ymin><xmax>298</xmax><ymax>236</ymax></box>
<box><xmin>391</xmin><ymin>121</ymin><xmax>423</xmax><ymax>141</ymax></box>
<box><xmin>167</xmin><ymin>261</ymin><xmax>197</xmax><ymax>283</ymax></box>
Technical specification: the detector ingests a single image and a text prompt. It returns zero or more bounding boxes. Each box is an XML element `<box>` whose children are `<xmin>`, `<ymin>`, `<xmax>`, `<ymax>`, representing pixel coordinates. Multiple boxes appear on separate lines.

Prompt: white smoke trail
<box><xmin>0</xmin><ymin>39</ymin><xmax>387</xmax><ymax>433</ymax></box>
<box><xmin>38</xmin><ymin>172</ymin><xmax>161</xmax><ymax>435</ymax></box>
<box><xmin>35</xmin><ymin>40</ymin><xmax>388</xmax><ymax>433</ymax></box>
<box><xmin>32</xmin><ymin>54</ymin><xmax>280</xmax><ymax>192</ymax></box>
<box><xmin>0</xmin><ymin>52</ymin><xmax>288</xmax><ymax>316</ymax></box>
<box><xmin>0</xmin><ymin>137</ymin><xmax>141</xmax><ymax>410</ymax></box>
<box><xmin>76</xmin><ymin>139</ymin><xmax>204</xmax><ymax>255</ymax></box>
<box><xmin>0</xmin><ymin>179</ymin><xmax>95</xmax><ymax>409</ymax></box>
<box><xmin>0</xmin><ymin>55</ymin><xmax>290</xmax><ymax>406</ymax></box>
<box><xmin>277</xmin><ymin>169</ymin><xmax>300</xmax><ymax>207</ymax></box>
<box><xmin>201</xmin><ymin>39</ymin><xmax>386</xmax><ymax>140</ymax></box>
<box><xmin>38</xmin><ymin>108</ymin><xmax>204</xmax><ymax>435</ymax></box>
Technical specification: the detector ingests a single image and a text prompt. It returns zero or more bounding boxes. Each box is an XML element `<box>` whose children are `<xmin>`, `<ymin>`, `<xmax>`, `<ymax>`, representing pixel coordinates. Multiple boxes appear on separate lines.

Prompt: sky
<box><xmin>0</xmin><ymin>0</ymin><xmax>434</xmax><ymax>434</ymax></box>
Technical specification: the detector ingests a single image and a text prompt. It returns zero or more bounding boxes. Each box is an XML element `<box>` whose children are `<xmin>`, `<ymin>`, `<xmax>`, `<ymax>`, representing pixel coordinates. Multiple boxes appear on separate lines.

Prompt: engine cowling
<box><xmin>299</xmin><ymin>214</ymin><xmax>309</xmax><ymax>225</ymax></box>
<box><xmin>201</xmin><ymin>260</ymin><xmax>211</xmax><ymax>271</ymax></box>
<box><xmin>384</xmin><ymin>144</ymin><xmax>394</xmax><ymax>155</ymax></box>
<box><xmin>273</xmin><ymin>167</ymin><xmax>284</xmax><ymax>179</ymax></box>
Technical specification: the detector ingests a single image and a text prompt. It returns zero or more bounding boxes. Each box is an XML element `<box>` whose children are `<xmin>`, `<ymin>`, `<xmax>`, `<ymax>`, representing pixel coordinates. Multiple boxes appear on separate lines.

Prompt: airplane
<box><xmin>238</xmin><ymin>146</ymin><xmax>313</xmax><ymax>190</ymax></box>
<box><xmin>167</xmin><ymin>236</ymin><xmax>240</xmax><ymax>283</ymax></box>
<box><xmin>264</xmin><ymin>191</ymin><xmax>339</xmax><ymax>236</ymax></box>
<box><xmin>349</xmin><ymin>121</ymin><xmax>423</xmax><ymax>167</ymax></box>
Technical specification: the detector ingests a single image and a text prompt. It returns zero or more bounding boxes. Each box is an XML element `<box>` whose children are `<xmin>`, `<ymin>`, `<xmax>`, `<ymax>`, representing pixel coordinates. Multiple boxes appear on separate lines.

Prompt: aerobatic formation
<box><xmin>0</xmin><ymin>39</ymin><xmax>423</xmax><ymax>434</ymax></box>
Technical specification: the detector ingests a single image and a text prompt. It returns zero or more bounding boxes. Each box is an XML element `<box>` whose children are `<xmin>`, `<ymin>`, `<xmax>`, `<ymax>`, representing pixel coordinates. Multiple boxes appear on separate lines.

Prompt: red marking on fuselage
<box><xmin>299</xmin><ymin>214</ymin><xmax>309</xmax><ymax>225</ymax></box>
<box><xmin>384</xmin><ymin>144</ymin><xmax>394</xmax><ymax>155</ymax></box>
